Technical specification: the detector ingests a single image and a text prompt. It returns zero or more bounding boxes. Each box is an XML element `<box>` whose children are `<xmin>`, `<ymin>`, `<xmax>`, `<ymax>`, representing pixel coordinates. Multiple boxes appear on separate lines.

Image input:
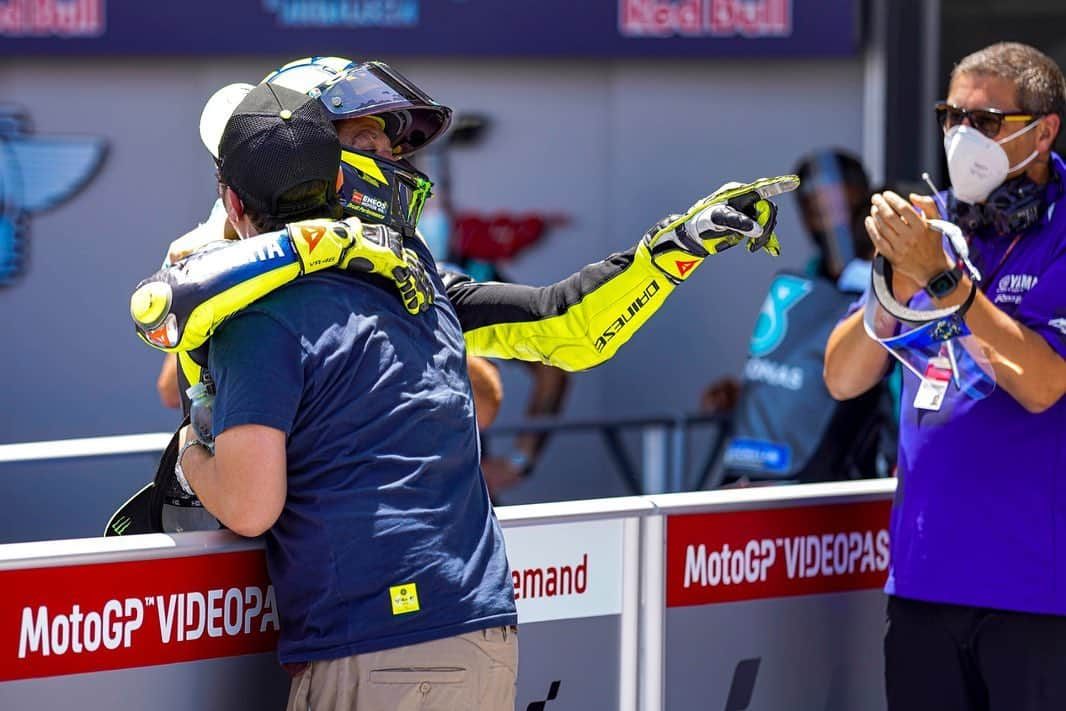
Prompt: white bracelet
<box><xmin>174</xmin><ymin>440</ymin><xmax>207</xmax><ymax>496</ymax></box>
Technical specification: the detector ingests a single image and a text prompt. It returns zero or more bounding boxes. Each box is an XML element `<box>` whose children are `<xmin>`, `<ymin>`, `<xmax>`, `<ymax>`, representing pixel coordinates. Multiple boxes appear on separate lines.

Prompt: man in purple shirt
<box><xmin>825</xmin><ymin>42</ymin><xmax>1066</xmax><ymax>710</ymax></box>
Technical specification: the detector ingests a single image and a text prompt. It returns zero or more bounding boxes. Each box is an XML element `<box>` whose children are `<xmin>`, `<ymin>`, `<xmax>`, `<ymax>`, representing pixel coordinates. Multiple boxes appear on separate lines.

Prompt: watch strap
<box><xmin>174</xmin><ymin>440</ymin><xmax>206</xmax><ymax>496</ymax></box>
<box><xmin>871</xmin><ymin>255</ymin><xmax>978</xmax><ymax>326</ymax></box>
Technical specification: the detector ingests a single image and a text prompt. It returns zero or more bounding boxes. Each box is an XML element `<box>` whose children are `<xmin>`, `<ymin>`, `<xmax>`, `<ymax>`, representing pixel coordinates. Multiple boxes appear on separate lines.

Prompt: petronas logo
<box><xmin>750</xmin><ymin>275</ymin><xmax>812</xmax><ymax>357</ymax></box>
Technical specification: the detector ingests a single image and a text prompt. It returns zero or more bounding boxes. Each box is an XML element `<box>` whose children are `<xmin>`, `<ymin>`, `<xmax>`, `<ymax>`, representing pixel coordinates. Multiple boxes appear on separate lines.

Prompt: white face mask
<box><xmin>944</xmin><ymin>117</ymin><xmax>1043</xmax><ymax>204</ymax></box>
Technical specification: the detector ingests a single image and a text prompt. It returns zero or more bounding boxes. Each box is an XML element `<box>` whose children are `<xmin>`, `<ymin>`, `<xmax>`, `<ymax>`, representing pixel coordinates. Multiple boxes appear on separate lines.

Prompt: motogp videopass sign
<box><xmin>0</xmin><ymin>0</ymin><xmax>857</xmax><ymax>57</ymax></box>
<box><xmin>666</xmin><ymin>500</ymin><xmax>891</xmax><ymax>607</ymax></box>
<box><xmin>1</xmin><ymin>516</ymin><xmax>626</xmax><ymax>681</ymax></box>
<box><xmin>0</xmin><ymin>550</ymin><xmax>278</xmax><ymax>681</ymax></box>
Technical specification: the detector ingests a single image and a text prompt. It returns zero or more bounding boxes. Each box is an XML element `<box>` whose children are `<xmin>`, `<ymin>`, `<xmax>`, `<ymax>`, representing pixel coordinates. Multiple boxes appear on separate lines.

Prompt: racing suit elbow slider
<box><xmin>130</xmin><ymin>281</ymin><xmax>173</xmax><ymax>328</ymax></box>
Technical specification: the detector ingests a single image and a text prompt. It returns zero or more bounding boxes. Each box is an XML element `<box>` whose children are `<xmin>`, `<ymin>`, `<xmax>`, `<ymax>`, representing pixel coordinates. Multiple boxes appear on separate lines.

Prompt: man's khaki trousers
<box><xmin>286</xmin><ymin>626</ymin><xmax>518</xmax><ymax>711</ymax></box>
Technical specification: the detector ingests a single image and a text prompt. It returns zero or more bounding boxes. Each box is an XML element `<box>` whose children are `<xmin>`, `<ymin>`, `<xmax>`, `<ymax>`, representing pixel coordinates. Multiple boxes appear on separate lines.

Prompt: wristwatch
<box><xmin>924</xmin><ymin>264</ymin><xmax>964</xmax><ymax>299</ymax></box>
<box><xmin>174</xmin><ymin>440</ymin><xmax>209</xmax><ymax>496</ymax></box>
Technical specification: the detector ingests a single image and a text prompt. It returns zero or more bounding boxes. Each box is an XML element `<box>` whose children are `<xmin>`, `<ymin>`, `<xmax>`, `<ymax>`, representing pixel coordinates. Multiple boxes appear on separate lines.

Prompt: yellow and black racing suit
<box><xmin>131</xmin><ymin>228</ymin><xmax>679</xmax><ymax>409</ymax></box>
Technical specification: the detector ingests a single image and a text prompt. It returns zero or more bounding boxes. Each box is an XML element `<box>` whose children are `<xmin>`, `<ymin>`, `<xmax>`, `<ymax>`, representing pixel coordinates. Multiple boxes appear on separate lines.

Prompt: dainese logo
<box><xmin>298</xmin><ymin>225</ymin><xmax>327</xmax><ymax>254</ymax></box>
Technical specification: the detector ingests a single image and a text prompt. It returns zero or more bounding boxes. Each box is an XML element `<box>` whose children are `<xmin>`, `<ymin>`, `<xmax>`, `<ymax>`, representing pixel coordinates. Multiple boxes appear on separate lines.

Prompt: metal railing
<box><xmin>0</xmin><ymin>414</ymin><xmax>736</xmax><ymax>495</ymax></box>
<box><xmin>482</xmin><ymin>412</ymin><xmax>732</xmax><ymax>495</ymax></box>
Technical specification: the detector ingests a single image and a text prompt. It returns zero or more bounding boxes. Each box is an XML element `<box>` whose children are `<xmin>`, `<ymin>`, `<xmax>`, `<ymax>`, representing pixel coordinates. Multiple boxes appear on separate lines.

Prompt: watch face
<box><xmin>927</xmin><ymin>269</ymin><xmax>960</xmax><ymax>297</ymax></box>
<box><xmin>929</xmin><ymin>274</ymin><xmax>953</xmax><ymax>293</ymax></box>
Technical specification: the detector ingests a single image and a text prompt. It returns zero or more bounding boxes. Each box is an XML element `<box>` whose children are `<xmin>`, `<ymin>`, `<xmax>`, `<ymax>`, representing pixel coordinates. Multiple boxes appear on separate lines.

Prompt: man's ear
<box><xmin>221</xmin><ymin>185</ymin><xmax>245</xmax><ymax>225</ymax></box>
<box><xmin>1036</xmin><ymin>114</ymin><xmax>1061</xmax><ymax>154</ymax></box>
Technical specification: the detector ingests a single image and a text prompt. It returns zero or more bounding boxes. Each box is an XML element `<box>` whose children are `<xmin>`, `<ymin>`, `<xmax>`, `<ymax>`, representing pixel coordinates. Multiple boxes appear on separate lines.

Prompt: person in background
<box><xmin>824</xmin><ymin>41</ymin><xmax>1066</xmax><ymax>711</ymax></box>
<box><xmin>701</xmin><ymin>148</ymin><xmax>893</xmax><ymax>485</ymax></box>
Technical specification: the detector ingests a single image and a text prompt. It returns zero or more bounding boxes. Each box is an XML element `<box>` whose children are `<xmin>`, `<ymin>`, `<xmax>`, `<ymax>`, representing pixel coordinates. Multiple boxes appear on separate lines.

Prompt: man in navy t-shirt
<box><xmin>172</xmin><ymin>83</ymin><xmax>520</xmax><ymax>710</ymax></box>
<box><xmin>826</xmin><ymin>42</ymin><xmax>1066</xmax><ymax>710</ymax></box>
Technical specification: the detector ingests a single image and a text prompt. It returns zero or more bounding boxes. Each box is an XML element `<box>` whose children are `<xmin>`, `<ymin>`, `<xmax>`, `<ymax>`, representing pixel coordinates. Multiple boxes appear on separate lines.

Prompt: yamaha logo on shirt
<box><xmin>0</xmin><ymin>106</ymin><xmax>107</xmax><ymax>287</ymax></box>
<box><xmin>993</xmin><ymin>273</ymin><xmax>1038</xmax><ymax>305</ymax></box>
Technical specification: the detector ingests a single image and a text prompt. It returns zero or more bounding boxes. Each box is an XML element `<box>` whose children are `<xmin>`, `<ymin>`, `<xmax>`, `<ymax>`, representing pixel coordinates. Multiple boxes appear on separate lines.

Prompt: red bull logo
<box><xmin>619</xmin><ymin>0</ymin><xmax>792</xmax><ymax>38</ymax></box>
<box><xmin>0</xmin><ymin>0</ymin><xmax>105</xmax><ymax>37</ymax></box>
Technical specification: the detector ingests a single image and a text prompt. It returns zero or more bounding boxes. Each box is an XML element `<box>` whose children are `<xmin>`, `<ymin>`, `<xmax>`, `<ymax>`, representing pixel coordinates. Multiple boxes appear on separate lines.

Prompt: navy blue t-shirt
<box><xmin>208</xmin><ymin>242</ymin><xmax>516</xmax><ymax>663</ymax></box>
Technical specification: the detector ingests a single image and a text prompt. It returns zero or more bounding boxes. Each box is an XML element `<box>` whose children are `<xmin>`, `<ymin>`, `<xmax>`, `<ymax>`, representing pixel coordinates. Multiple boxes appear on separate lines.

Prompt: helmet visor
<box><xmin>338</xmin><ymin>149</ymin><xmax>432</xmax><ymax>236</ymax></box>
<box><xmin>317</xmin><ymin>62</ymin><xmax>451</xmax><ymax>156</ymax></box>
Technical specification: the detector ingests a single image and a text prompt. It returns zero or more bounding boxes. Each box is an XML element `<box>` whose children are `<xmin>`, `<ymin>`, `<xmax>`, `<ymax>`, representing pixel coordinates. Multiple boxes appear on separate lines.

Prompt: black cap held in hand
<box><xmin>218</xmin><ymin>83</ymin><xmax>340</xmax><ymax>218</ymax></box>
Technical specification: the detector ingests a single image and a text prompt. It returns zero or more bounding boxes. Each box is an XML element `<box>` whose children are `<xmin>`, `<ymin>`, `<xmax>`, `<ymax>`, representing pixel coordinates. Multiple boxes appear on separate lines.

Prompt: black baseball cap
<box><xmin>215</xmin><ymin>82</ymin><xmax>340</xmax><ymax>218</ymax></box>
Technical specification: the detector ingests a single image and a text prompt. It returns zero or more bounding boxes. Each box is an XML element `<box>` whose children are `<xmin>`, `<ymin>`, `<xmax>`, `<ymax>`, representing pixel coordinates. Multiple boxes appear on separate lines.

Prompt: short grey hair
<box><xmin>952</xmin><ymin>42</ymin><xmax>1066</xmax><ymax>121</ymax></box>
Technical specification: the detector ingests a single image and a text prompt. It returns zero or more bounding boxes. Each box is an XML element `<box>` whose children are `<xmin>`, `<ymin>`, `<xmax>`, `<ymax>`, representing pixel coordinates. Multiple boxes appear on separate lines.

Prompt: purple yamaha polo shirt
<box><xmin>877</xmin><ymin>154</ymin><xmax>1066</xmax><ymax>614</ymax></box>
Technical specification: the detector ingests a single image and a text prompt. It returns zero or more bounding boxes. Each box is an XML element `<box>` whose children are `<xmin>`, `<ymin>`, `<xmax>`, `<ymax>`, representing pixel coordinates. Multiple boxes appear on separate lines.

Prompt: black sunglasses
<box><xmin>934</xmin><ymin>101</ymin><xmax>1037</xmax><ymax>139</ymax></box>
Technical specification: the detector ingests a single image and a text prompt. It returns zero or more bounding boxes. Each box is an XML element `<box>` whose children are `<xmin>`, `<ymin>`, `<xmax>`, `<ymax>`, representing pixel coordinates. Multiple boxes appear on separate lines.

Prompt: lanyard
<box><xmin>973</xmin><ymin>234</ymin><xmax>1023</xmax><ymax>293</ymax></box>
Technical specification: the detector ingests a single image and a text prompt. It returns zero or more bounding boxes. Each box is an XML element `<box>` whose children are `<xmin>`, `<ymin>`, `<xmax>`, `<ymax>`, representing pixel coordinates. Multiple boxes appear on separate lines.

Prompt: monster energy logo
<box><xmin>110</xmin><ymin>516</ymin><xmax>132</xmax><ymax>536</ymax></box>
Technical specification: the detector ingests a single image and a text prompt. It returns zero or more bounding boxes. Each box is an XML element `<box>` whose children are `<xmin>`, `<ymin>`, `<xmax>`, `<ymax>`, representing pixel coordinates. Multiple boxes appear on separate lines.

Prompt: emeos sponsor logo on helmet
<box><xmin>351</xmin><ymin>190</ymin><xmax>389</xmax><ymax>217</ymax></box>
<box><xmin>666</xmin><ymin>500</ymin><xmax>892</xmax><ymax>607</ymax></box>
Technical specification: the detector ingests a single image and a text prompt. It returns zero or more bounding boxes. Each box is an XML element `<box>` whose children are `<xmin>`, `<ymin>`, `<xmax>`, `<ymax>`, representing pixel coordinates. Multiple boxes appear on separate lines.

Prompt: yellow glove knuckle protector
<box><xmin>288</xmin><ymin>219</ymin><xmax>351</xmax><ymax>274</ymax></box>
<box><xmin>640</xmin><ymin>175</ymin><xmax>798</xmax><ymax>283</ymax></box>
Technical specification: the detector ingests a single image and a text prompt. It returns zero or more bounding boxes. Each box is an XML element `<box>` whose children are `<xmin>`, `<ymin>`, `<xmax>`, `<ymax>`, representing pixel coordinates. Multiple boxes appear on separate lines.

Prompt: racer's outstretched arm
<box><xmin>131</xmin><ymin>176</ymin><xmax>795</xmax><ymax>366</ymax></box>
<box><xmin>447</xmin><ymin>176</ymin><xmax>799</xmax><ymax>371</ymax></box>
<box><xmin>130</xmin><ymin>218</ymin><xmax>433</xmax><ymax>352</ymax></box>
<box><xmin>445</xmin><ymin>247</ymin><xmax>666</xmax><ymax>370</ymax></box>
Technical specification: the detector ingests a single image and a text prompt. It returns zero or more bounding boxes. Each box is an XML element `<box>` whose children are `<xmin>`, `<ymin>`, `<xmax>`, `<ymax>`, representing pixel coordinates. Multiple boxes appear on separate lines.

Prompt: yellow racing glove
<box><xmin>289</xmin><ymin>217</ymin><xmax>433</xmax><ymax>315</ymax></box>
<box><xmin>640</xmin><ymin>175</ymin><xmax>799</xmax><ymax>283</ymax></box>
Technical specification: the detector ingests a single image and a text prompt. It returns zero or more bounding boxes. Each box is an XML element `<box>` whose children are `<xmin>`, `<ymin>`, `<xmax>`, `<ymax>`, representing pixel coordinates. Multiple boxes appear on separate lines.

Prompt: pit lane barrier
<box><xmin>0</xmin><ymin>425</ymin><xmax>894</xmax><ymax>711</ymax></box>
